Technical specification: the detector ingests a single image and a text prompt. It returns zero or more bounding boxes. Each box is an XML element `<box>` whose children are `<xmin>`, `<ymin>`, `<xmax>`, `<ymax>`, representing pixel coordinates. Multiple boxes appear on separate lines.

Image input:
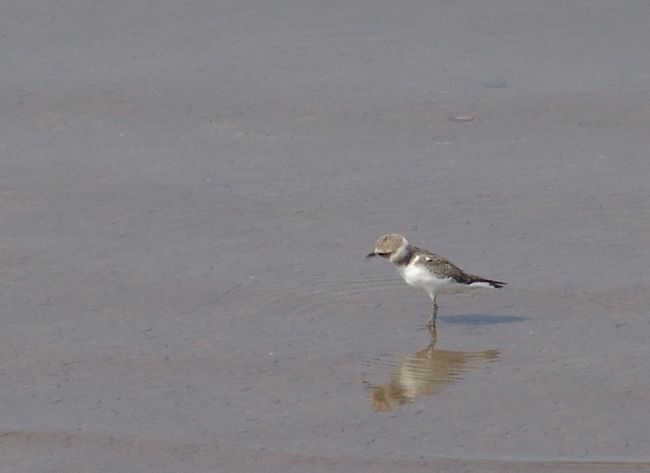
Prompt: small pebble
<box><xmin>449</xmin><ymin>115</ymin><xmax>476</xmax><ymax>122</ymax></box>
<box><xmin>480</xmin><ymin>78</ymin><xmax>507</xmax><ymax>88</ymax></box>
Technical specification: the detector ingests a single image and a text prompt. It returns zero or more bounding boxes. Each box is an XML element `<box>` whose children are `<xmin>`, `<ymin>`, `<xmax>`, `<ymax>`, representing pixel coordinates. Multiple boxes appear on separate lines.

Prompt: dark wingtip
<box><xmin>473</xmin><ymin>277</ymin><xmax>506</xmax><ymax>288</ymax></box>
<box><xmin>366</xmin><ymin>252</ymin><xmax>377</xmax><ymax>258</ymax></box>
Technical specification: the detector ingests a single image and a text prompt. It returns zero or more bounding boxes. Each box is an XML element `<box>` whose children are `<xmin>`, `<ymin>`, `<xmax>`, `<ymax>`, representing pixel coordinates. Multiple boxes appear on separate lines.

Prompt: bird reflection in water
<box><xmin>363</xmin><ymin>326</ymin><xmax>499</xmax><ymax>412</ymax></box>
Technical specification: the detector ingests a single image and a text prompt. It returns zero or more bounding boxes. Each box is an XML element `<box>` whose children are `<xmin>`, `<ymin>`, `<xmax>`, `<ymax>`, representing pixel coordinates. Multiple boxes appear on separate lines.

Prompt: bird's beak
<box><xmin>366</xmin><ymin>251</ymin><xmax>377</xmax><ymax>258</ymax></box>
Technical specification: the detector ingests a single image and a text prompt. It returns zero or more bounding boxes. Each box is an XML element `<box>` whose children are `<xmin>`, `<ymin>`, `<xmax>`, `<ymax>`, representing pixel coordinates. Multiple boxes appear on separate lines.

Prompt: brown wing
<box><xmin>411</xmin><ymin>246</ymin><xmax>475</xmax><ymax>283</ymax></box>
<box><xmin>413</xmin><ymin>247</ymin><xmax>506</xmax><ymax>287</ymax></box>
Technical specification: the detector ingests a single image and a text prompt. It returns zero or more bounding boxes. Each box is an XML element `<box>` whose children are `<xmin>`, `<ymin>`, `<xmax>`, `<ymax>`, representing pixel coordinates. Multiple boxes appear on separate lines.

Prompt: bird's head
<box><xmin>366</xmin><ymin>233</ymin><xmax>409</xmax><ymax>261</ymax></box>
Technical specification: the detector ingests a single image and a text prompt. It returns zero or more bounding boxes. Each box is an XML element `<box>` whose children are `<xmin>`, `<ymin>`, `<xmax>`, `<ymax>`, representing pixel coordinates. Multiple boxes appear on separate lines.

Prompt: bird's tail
<box><xmin>472</xmin><ymin>277</ymin><xmax>506</xmax><ymax>289</ymax></box>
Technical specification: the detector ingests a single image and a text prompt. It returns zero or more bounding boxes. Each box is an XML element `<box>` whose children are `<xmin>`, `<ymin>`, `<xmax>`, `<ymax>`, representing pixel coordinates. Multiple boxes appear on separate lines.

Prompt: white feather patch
<box><xmin>468</xmin><ymin>281</ymin><xmax>494</xmax><ymax>289</ymax></box>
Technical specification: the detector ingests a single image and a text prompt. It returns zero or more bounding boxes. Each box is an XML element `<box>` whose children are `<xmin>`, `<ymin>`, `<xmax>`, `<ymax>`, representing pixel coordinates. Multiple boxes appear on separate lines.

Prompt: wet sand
<box><xmin>3</xmin><ymin>1</ymin><xmax>650</xmax><ymax>471</ymax></box>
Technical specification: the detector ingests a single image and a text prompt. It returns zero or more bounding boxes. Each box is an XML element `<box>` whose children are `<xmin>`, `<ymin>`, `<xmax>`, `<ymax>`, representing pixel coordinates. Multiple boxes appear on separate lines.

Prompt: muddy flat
<box><xmin>2</xmin><ymin>1</ymin><xmax>650</xmax><ymax>472</ymax></box>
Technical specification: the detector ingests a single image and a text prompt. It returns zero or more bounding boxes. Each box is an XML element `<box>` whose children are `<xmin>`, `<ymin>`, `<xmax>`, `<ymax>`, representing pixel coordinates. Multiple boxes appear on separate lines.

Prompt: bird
<box><xmin>366</xmin><ymin>233</ymin><xmax>506</xmax><ymax>327</ymax></box>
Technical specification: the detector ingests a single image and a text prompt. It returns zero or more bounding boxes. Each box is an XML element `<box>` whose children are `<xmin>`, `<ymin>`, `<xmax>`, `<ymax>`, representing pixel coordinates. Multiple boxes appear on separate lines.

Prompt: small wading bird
<box><xmin>367</xmin><ymin>233</ymin><xmax>506</xmax><ymax>327</ymax></box>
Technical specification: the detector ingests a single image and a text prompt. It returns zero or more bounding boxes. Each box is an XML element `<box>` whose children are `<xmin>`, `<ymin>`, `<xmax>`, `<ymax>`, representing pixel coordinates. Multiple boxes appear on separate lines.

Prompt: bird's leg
<box><xmin>427</xmin><ymin>317</ymin><xmax>437</xmax><ymax>343</ymax></box>
<box><xmin>427</xmin><ymin>294</ymin><xmax>438</xmax><ymax>329</ymax></box>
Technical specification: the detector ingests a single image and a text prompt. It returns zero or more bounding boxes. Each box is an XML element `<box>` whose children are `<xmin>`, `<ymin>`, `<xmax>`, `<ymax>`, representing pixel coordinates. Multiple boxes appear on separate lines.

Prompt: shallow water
<box><xmin>3</xmin><ymin>0</ymin><xmax>650</xmax><ymax>471</ymax></box>
<box><xmin>362</xmin><ymin>327</ymin><xmax>500</xmax><ymax>412</ymax></box>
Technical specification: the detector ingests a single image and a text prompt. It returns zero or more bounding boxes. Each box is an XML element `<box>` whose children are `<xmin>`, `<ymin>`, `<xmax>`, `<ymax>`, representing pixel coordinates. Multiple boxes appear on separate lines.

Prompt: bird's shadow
<box><xmin>439</xmin><ymin>314</ymin><xmax>529</xmax><ymax>326</ymax></box>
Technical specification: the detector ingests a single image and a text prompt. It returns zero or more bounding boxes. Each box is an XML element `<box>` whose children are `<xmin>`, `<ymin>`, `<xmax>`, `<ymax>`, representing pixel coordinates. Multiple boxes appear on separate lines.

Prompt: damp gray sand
<box><xmin>3</xmin><ymin>1</ymin><xmax>650</xmax><ymax>472</ymax></box>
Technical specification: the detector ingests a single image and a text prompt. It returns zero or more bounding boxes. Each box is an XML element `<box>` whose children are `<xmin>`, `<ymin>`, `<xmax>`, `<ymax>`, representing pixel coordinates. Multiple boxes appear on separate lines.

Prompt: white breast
<box><xmin>398</xmin><ymin>261</ymin><xmax>436</xmax><ymax>287</ymax></box>
<box><xmin>397</xmin><ymin>257</ymin><xmax>471</xmax><ymax>297</ymax></box>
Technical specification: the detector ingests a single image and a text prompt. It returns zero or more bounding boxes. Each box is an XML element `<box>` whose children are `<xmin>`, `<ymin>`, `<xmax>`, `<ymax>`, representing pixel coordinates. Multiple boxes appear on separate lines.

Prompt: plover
<box><xmin>367</xmin><ymin>233</ymin><xmax>505</xmax><ymax>327</ymax></box>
